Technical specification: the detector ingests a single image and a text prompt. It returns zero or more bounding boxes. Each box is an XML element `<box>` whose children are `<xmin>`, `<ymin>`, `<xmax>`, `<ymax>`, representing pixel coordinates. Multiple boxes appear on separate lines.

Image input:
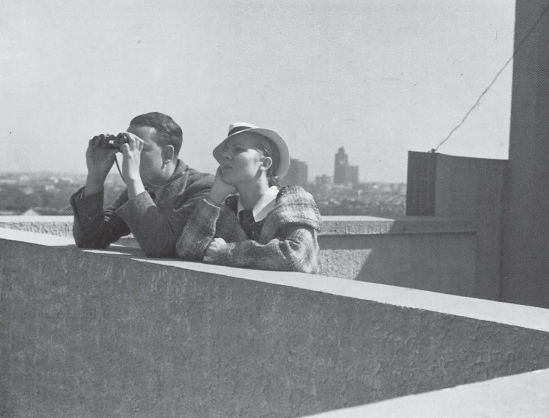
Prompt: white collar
<box><xmin>237</xmin><ymin>186</ymin><xmax>279</xmax><ymax>222</ymax></box>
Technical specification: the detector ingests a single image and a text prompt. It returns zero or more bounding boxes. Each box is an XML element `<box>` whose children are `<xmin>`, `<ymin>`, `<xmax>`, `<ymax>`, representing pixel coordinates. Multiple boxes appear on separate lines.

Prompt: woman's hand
<box><xmin>204</xmin><ymin>237</ymin><xmax>228</xmax><ymax>263</ymax></box>
<box><xmin>208</xmin><ymin>167</ymin><xmax>236</xmax><ymax>204</ymax></box>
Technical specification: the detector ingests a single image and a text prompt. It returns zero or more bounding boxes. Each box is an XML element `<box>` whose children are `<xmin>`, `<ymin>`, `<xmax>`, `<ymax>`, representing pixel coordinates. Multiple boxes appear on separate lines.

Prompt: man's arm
<box><xmin>71</xmin><ymin>187</ymin><xmax>131</xmax><ymax>249</ymax></box>
<box><xmin>116</xmin><ymin>175</ymin><xmax>213</xmax><ymax>257</ymax></box>
<box><xmin>71</xmin><ymin>134</ymin><xmax>131</xmax><ymax>248</ymax></box>
<box><xmin>176</xmin><ymin>168</ymin><xmax>245</xmax><ymax>260</ymax></box>
<box><xmin>175</xmin><ymin>197</ymin><xmax>247</xmax><ymax>260</ymax></box>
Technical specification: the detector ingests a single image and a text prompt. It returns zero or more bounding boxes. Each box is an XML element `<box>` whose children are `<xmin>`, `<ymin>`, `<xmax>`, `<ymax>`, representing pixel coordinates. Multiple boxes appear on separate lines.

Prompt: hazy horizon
<box><xmin>1</xmin><ymin>0</ymin><xmax>516</xmax><ymax>182</ymax></box>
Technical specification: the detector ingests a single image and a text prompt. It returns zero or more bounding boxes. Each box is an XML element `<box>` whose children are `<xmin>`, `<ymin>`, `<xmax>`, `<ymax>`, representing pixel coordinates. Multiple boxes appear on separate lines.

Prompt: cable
<box><xmin>114</xmin><ymin>154</ymin><xmax>126</xmax><ymax>183</ymax></box>
<box><xmin>432</xmin><ymin>2</ymin><xmax>549</xmax><ymax>153</ymax></box>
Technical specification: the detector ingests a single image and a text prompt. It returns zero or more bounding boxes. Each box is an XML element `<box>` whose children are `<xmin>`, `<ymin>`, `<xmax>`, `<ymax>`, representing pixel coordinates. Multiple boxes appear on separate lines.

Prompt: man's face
<box><xmin>127</xmin><ymin>125</ymin><xmax>165</xmax><ymax>186</ymax></box>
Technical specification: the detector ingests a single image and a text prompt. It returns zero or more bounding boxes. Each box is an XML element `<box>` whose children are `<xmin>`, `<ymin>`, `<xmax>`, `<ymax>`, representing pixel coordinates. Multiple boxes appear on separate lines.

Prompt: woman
<box><xmin>175</xmin><ymin>122</ymin><xmax>321</xmax><ymax>273</ymax></box>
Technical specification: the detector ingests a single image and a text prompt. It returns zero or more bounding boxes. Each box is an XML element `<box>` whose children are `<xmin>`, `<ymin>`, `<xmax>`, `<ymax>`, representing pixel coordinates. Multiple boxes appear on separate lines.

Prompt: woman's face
<box><xmin>218</xmin><ymin>133</ymin><xmax>270</xmax><ymax>186</ymax></box>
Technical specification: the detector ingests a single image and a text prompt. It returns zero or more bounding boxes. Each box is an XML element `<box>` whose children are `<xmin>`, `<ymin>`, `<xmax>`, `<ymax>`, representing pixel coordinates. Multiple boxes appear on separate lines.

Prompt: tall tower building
<box><xmin>334</xmin><ymin>147</ymin><xmax>359</xmax><ymax>187</ymax></box>
<box><xmin>334</xmin><ymin>147</ymin><xmax>348</xmax><ymax>184</ymax></box>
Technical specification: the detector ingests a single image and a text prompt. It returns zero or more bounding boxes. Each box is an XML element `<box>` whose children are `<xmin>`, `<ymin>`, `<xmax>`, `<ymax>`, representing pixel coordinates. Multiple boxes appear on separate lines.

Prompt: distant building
<box><xmin>315</xmin><ymin>174</ymin><xmax>332</xmax><ymax>187</ymax></box>
<box><xmin>281</xmin><ymin>158</ymin><xmax>308</xmax><ymax>187</ymax></box>
<box><xmin>333</xmin><ymin>147</ymin><xmax>359</xmax><ymax>187</ymax></box>
<box><xmin>344</xmin><ymin>165</ymin><xmax>359</xmax><ymax>188</ymax></box>
<box><xmin>334</xmin><ymin>147</ymin><xmax>348</xmax><ymax>184</ymax></box>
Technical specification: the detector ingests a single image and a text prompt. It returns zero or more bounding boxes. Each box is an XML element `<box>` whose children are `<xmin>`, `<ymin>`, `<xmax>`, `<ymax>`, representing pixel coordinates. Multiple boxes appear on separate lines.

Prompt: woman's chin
<box><xmin>220</xmin><ymin>174</ymin><xmax>236</xmax><ymax>186</ymax></box>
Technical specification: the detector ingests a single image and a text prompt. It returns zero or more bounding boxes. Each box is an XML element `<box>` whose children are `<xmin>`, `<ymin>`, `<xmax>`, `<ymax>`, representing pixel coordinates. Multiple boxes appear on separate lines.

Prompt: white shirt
<box><xmin>237</xmin><ymin>186</ymin><xmax>279</xmax><ymax>222</ymax></box>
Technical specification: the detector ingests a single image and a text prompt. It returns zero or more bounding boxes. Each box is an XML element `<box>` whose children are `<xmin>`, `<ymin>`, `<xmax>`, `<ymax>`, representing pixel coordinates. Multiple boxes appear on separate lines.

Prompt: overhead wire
<box><xmin>432</xmin><ymin>2</ymin><xmax>549</xmax><ymax>153</ymax></box>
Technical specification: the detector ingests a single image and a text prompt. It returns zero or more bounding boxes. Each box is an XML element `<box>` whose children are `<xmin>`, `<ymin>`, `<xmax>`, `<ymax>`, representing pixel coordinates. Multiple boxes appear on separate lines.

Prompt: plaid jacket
<box><xmin>176</xmin><ymin>185</ymin><xmax>322</xmax><ymax>273</ymax></box>
<box><xmin>71</xmin><ymin>160</ymin><xmax>213</xmax><ymax>257</ymax></box>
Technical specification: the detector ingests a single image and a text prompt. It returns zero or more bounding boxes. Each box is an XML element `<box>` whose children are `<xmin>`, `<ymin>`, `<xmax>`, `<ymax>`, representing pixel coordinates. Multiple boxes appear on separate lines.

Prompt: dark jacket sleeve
<box><xmin>71</xmin><ymin>187</ymin><xmax>131</xmax><ymax>249</ymax></box>
<box><xmin>116</xmin><ymin>174</ymin><xmax>213</xmax><ymax>257</ymax></box>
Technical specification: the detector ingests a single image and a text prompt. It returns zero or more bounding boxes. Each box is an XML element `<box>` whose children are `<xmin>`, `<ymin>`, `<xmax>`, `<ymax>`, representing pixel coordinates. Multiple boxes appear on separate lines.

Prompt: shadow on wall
<box><xmin>318</xmin><ymin>152</ymin><xmax>508</xmax><ymax>301</ymax></box>
<box><xmin>318</xmin><ymin>217</ymin><xmax>477</xmax><ymax>297</ymax></box>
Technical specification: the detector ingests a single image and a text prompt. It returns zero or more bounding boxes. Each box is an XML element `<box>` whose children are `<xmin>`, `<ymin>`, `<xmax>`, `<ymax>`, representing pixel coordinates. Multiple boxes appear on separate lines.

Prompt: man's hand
<box><xmin>120</xmin><ymin>132</ymin><xmax>146</xmax><ymax>199</ymax></box>
<box><xmin>204</xmin><ymin>237</ymin><xmax>228</xmax><ymax>263</ymax></box>
<box><xmin>119</xmin><ymin>133</ymin><xmax>144</xmax><ymax>182</ymax></box>
<box><xmin>83</xmin><ymin>134</ymin><xmax>118</xmax><ymax>197</ymax></box>
<box><xmin>208</xmin><ymin>167</ymin><xmax>236</xmax><ymax>205</ymax></box>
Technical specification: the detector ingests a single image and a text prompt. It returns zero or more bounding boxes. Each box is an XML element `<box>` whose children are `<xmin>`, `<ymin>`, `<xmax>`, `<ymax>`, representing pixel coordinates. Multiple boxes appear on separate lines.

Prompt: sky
<box><xmin>1</xmin><ymin>0</ymin><xmax>516</xmax><ymax>182</ymax></box>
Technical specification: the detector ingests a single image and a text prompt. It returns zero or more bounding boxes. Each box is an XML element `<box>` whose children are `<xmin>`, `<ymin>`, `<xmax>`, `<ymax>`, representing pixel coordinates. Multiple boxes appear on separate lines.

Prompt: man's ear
<box><xmin>261</xmin><ymin>156</ymin><xmax>273</xmax><ymax>172</ymax></box>
<box><xmin>162</xmin><ymin>145</ymin><xmax>175</xmax><ymax>163</ymax></box>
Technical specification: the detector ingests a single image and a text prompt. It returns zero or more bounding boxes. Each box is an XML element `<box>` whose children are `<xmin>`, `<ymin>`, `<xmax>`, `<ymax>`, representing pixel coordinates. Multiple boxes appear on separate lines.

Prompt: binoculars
<box><xmin>94</xmin><ymin>133</ymin><xmax>130</xmax><ymax>150</ymax></box>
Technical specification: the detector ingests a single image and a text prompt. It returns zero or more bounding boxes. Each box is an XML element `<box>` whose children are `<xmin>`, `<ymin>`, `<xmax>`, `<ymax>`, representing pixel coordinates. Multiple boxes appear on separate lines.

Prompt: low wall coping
<box><xmin>1</xmin><ymin>226</ymin><xmax>547</xmax><ymax>333</ymax></box>
<box><xmin>320</xmin><ymin>215</ymin><xmax>475</xmax><ymax>235</ymax></box>
<box><xmin>0</xmin><ymin>215</ymin><xmax>476</xmax><ymax>236</ymax></box>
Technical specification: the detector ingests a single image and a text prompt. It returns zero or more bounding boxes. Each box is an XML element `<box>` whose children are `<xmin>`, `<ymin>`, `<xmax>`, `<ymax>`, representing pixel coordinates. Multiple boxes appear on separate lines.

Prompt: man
<box><xmin>70</xmin><ymin>112</ymin><xmax>213</xmax><ymax>257</ymax></box>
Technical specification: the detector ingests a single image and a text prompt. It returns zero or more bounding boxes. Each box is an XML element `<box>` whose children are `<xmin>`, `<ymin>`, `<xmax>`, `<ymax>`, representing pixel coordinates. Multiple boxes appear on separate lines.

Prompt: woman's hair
<box><xmin>254</xmin><ymin>135</ymin><xmax>280</xmax><ymax>187</ymax></box>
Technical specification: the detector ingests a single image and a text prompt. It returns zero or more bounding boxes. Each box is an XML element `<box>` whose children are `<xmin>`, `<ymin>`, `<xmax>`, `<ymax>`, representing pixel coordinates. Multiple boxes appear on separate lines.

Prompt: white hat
<box><xmin>213</xmin><ymin>122</ymin><xmax>290</xmax><ymax>178</ymax></box>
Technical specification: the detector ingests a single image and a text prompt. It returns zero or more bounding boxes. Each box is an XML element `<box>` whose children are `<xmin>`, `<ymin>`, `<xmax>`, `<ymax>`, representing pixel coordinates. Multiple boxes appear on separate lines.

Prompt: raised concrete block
<box><xmin>406</xmin><ymin>152</ymin><xmax>507</xmax><ymax>301</ymax></box>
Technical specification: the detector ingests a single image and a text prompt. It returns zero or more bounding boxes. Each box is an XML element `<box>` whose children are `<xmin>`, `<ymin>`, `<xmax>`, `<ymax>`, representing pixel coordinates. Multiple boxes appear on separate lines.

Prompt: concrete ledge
<box><xmin>1</xmin><ymin>228</ymin><xmax>549</xmax><ymax>417</ymax></box>
<box><xmin>310</xmin><ymin>368</ymin><xmax>549</xmax><ymax>417</ymax></box>
<box><xmin>0</xmin><ymin>216</ymin><xmax>479</xmax><ymax>298</ymax></box>
<box><xmin>0</xmin><ymin>215</ymin><xmax>475</xmax><ymax>236</ymax></box>
<box><xmin>320</xmin><ymin>216</ymin><xmax>475</xmax><ymax>235</ymax></box>
<box><xmin>0</xmin><ymin>216</ymin><xmax>74</xmax><ymax>237</ymax></box>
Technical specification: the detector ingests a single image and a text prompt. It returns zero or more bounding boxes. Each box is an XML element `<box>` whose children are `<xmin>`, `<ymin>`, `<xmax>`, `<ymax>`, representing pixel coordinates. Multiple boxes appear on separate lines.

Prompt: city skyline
<box><xmin>1</xmin><ymin>1</ymin><xmax>515</xmax><ymax>182</ymax></box>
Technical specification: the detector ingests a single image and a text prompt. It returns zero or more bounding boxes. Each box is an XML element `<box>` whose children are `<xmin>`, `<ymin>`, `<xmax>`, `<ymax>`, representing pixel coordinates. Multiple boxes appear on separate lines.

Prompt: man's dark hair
<box><xmin>130</xmin><ymin>112</ymin><xmax>183</xmax><ymax>156</ymax></box>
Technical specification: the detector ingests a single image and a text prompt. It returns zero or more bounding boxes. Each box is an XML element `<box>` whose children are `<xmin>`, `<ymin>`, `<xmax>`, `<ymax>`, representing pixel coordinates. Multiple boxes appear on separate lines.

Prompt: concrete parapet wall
<box><xmin>320</xmin><ymin>216</ymin><xmax>476</xmax><ymax>296</ymax></box>
<box><xmin>0</xmin><ymin>216</ymin><xmax>74</xmax><ymax>237</ymax></box>
<box><xmin>1</xmin><ymin>228</ymin><xmax>549</xmax><ymax>417</ymax></box>
<box><xmin>0</xmin><ymin>216</ymin><xmax>138</xmax><ymax>246</ymax></box>
<box><xmin>0</xmin><ymin>216</ymin><xmax>478</xmax><ymax>298</ymax></box>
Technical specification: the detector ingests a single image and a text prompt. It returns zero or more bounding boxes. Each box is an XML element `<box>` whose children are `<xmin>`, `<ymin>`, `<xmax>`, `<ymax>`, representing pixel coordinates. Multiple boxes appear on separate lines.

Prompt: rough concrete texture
<box><xmin>0</xmin><ymin>215</ymin><xmax>475</xmax><ymax>237</ymax></box>
<box><xmin>0</xmin><ymin>216</ymin><xmax>478</xmax><ymax>298</ymax></box>
<box><xmin>320</xmin><ymin>216</ymin><xmax>475</xmax><ymax>235</ymax></box>
<box><xmin>0</xmin><ymin>216</ymin><xmax>138</xmax><ymax>247</ymax></box>
<box><xmin>502</xmin><ymin>0</ymin><xmax>549</xmax><ymax>308</ymax></box>
<box><xmin>1</xmin><ymin>229</ymin><xmax>549</xmax><ymax>417</ymax></box>
<box><xmin>319</xmin><ymin>231</ymin><xmax>476</xmax><ymax>296</ymax></box>
<box><xmin>310</xmin><ymin>367</ymin><xmax>549</xmax><ymax>417</ymax></box>
<box><xmin>0</xmin><ymin>216</ymin><xmax>74</xmax><ymax>236</ymax></box>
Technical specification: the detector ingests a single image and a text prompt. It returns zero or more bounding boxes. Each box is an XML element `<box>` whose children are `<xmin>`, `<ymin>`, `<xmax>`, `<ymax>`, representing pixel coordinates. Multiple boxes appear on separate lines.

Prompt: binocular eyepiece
<box><xmin>94</xmin><ymin>133</ymin><xmax>130</xmax><ymax>150</ymax></box>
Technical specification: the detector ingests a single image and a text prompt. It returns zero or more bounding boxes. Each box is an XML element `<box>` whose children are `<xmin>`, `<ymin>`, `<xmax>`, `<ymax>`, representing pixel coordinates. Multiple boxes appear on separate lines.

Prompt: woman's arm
<box><xmin>176</xmin><ymin>167</ymin><xmax>244</xmax><ymax>260</ymax></box>
<box><xmin>205</xmin><ymin>224</ymin><xmax>320</xmax><ymax>273</ymax></box>
<box><xmin>175</xmin><ymin>198</ymin><xmax>223</xmax><ymax>260</ymax></box>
